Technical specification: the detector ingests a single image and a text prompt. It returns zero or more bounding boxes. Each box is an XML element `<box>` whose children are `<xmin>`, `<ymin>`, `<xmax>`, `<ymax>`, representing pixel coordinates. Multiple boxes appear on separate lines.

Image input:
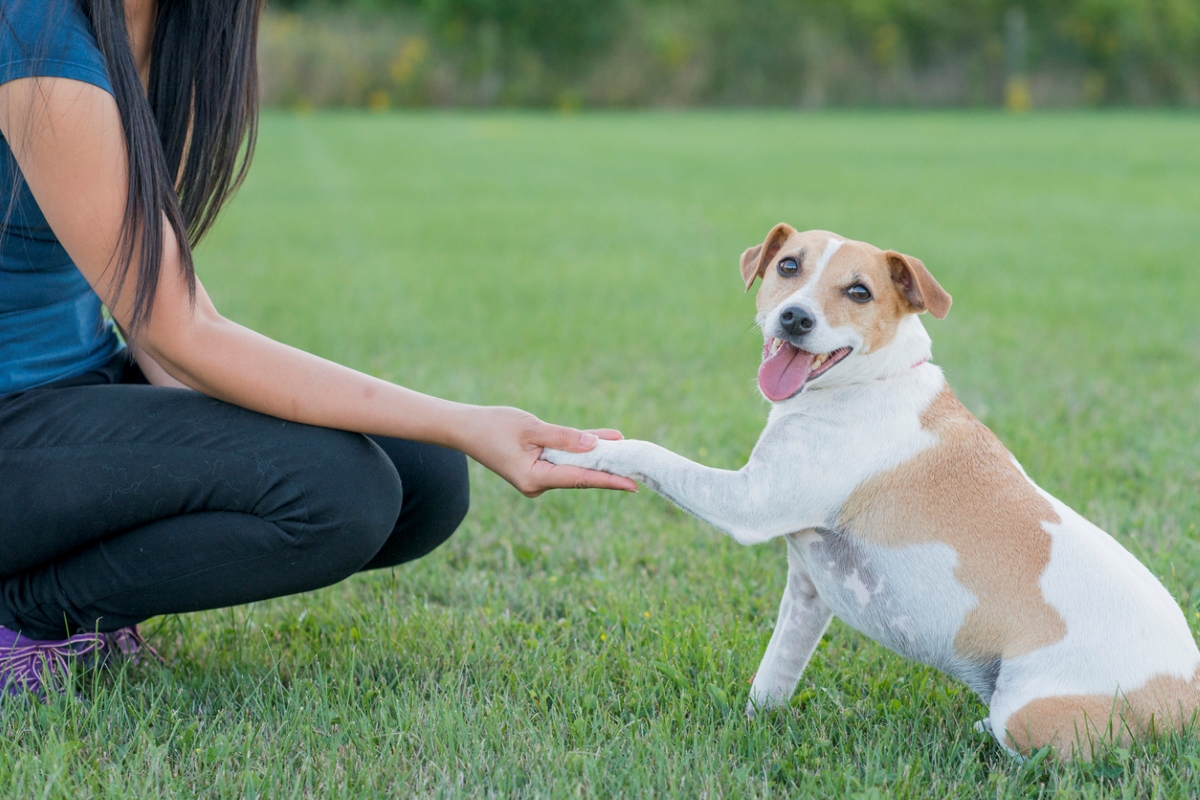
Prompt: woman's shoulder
<box><xmin>0</xmin><ymin>0</ymin><xmax>112</xmax><ymax>94</ymax></box>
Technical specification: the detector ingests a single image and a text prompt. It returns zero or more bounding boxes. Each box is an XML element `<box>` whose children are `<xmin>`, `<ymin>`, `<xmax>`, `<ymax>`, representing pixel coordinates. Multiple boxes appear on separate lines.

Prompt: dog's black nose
<box><xmin>779</xmin><ymin>305</ymin><xmax>816</xmax><ymax>337</ymax></box>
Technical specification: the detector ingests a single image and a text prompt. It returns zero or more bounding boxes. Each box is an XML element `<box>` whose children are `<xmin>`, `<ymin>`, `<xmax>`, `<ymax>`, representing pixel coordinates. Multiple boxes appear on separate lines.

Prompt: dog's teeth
<box><xmin>813</xmin><ymin>353</ymin><xmax>827</xmax><ymax>367</ymax></box>
<box><xmin>769</xmin><ymin>338</ymin><xmax>782</xmax><ymax>355</ymax></box>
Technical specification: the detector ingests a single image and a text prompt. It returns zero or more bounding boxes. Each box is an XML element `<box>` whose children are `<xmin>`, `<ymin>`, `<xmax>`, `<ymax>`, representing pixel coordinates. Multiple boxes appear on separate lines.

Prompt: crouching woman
<box><xmin>0</xmin><ymin>0</ymin><xmax>633</xmax><ymax>696</ymax></box>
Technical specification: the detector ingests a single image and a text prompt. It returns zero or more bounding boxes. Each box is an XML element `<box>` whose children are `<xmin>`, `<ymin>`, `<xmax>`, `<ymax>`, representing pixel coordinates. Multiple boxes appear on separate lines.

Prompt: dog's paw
<box><xmin>540</xmin><ymin>446</ymin><xmax>603</xmax><ymax>470</ymax></box>
<box><xmin>542</xmin><ymin>439</ymin><xmax>649</xmax><ymax>483</ymax></box>
<box><xmin>745</xmin><ymin>699</ymin><xmax>785</xmax><ymax>719</ymax></box>
<box><xmin>745</xmin><ymin>687</ymin><xmax>788</xmax><ymax>719</ymax></box>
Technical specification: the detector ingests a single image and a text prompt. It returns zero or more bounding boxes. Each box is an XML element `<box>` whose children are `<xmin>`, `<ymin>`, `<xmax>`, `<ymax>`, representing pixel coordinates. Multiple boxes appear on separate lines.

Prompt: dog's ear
<box><xmin>740</xmin><ymin>223</ymin><xmax>796</xmax><ymax>291</ymax></box>
<box><xmin>886</xmin><ymin>251</ymin><xmax>952</xmax><ymax>319</ymax></box>
<box><xmin>739</xmin><ymin>245</ymin><xmax>763</xmax><ymax>290</ymax></box>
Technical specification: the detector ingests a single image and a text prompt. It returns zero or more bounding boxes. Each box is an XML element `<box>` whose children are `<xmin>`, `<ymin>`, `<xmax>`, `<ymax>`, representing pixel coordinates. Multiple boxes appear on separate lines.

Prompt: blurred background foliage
<box><xmin>260</xmin><ymin>0</ymin><xmax>1200</xmax><ymax>108</ymax></box>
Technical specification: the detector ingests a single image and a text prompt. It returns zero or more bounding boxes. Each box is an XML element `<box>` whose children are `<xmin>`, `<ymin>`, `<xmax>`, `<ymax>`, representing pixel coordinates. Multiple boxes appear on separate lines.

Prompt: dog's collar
<box><xmin>876</xmin><ymin>357</ymin><xmax>928</xmax><ymax>381</ymax></box>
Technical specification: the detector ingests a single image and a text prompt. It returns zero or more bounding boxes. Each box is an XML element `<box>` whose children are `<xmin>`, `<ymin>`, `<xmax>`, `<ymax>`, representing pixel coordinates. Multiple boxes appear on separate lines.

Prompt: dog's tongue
<box><xmin>758</xmin><ymin>341</ymin><xmax>814</xmax><ymax>401</ymax></box>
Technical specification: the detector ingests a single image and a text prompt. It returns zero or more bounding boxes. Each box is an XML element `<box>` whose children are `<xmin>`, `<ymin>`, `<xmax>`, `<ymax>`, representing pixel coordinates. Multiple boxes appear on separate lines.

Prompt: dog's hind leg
<box><xmin>747</xmin><ymin>537</ymin><xmax>833</xmax><ymax>716</ymax></box>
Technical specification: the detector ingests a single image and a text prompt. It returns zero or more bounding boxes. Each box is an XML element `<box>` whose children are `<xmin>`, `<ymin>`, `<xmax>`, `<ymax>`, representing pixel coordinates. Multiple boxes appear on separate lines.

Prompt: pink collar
<box><xmin>877</xmin><ymin>357</ymin><xmax>928</xmax><ymax>381</ymax></box>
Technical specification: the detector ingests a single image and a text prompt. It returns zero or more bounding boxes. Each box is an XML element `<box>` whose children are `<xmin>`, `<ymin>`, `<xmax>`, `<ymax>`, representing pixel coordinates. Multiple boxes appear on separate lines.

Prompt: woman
<box><xmin>0</xmin><ymin>0</ymin><xmax>634</xmax><ymax>696</ymax></box>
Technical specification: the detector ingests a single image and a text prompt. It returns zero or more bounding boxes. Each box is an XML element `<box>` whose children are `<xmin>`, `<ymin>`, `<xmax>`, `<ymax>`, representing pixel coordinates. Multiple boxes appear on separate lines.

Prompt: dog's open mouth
<box><xmin>758</xmin><ymin>339</ymin><xmax>852</xmax><ymax>401</ymax></box>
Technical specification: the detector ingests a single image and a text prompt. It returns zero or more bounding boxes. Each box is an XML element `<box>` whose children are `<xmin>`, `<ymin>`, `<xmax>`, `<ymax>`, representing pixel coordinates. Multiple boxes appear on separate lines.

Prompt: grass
<box><xmin>3</xmin><ymin>110</ymin><xmax>1200</xmax><ymax>797</ymax></box>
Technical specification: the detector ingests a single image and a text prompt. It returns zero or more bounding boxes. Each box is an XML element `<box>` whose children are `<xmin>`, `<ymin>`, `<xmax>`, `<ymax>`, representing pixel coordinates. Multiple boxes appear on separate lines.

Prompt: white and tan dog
<box><xmin>545</xmin><ymin>224</ymin><xmax>1200</xmax><ymax>758</ymax></box>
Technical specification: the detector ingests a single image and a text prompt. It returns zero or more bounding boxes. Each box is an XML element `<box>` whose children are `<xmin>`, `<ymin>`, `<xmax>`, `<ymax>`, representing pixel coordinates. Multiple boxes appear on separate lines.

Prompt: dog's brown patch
<box><xmin>741</xmin><ymin>223</ymin><xmax>793</xmax><ymax>291</ymax></box>
<box><xmin>815</xmin><ymin>242</ymin><xmax>912</xmax><ymax>354</ymax></box>
<box><xmin>747</xmin><ymin>228</ymin><xmax>828</xmax><ymax>314</ymax></box>
<box><xmin>1005</xmin><ymin>667</ymin><xmax>1200</xmax><ymax>759</ymax></box>
<box><xmin>887</xmin><ymin>251</ymin><xmax>952</xmax><ymax>319</ymax></box>
<box><xmin>839</xmin><ymin>388</ymin><xmax>1067</xmax><ymax>660</ymax></box>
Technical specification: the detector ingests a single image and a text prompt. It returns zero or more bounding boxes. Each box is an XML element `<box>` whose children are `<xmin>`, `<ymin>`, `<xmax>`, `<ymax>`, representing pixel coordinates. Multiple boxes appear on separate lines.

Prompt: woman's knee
<box><xmin>420</xmin><ymin>445</ymin><xmax>470</xmax><ymax>536</ymax></box>
<box><xmin>360</xmin><ymin>441</ymin><xmax>470</xmax><ymax>569</ymax></box>
<box><xmin>282</xmin><ymin>427</ymin><xmax>403</xmax><ymax>576</ymax></box>
<box><xmin>396</xmin><ymin>443</ymin><xmax>470</xmax><ymax>559</ymax></box>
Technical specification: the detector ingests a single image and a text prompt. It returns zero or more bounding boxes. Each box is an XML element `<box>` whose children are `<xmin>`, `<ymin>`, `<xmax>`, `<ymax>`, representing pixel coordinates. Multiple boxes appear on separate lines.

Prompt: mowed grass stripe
<box><xmin>3</xmin><ymin>111</ymin><xmax>1198</xmax><ymax>797</ymax></box>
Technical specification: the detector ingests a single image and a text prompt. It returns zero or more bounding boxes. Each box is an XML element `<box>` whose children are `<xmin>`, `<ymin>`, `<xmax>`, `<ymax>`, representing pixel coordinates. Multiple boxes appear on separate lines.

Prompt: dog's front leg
<box><xmin>747</xmin><ymin>537</ymin><xmax>832</xmax><ymax>715</ymax></box>
<box><xmin>543</xmin><ymin>439</ymin><xmax>797</xmax><ymax>545</ymax></box>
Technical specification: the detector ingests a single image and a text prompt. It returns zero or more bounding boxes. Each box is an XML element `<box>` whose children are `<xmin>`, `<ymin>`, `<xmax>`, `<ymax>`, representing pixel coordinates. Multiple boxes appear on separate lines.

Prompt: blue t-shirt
<box><xmin>0</xmin><ymin>0</ymin><xmax>122</xmax><ymax>395</ymax></box>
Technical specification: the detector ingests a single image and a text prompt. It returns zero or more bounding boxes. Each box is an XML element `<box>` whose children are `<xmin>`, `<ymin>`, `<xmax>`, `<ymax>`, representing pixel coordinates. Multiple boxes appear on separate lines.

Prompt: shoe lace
<box><xmin>1</xmin><ymin>632</ymin><xmax>107</xmax><ymax>696</ymax></box>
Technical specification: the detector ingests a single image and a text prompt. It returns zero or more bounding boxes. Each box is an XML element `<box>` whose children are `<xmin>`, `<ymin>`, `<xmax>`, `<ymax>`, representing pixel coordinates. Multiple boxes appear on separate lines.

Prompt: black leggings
<box><xmin>0</xmin><ymin>353</ymin><xmax>469</xmax><ymax>640</ymax></box>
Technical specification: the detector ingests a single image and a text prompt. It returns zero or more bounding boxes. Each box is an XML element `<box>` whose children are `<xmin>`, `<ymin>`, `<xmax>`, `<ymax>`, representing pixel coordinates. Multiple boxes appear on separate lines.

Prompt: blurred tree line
<box><xmin>260</xmin><ymin>0</ymin><xmax>1200</xmax><ymax>107</ymax></box>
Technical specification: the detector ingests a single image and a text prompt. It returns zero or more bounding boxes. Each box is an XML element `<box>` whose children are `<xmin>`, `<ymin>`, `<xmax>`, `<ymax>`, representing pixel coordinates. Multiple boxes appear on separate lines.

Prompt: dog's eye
<box><xmin>846</xmin><ymin>284</ymin><xmax>872</xmax><ymax>303</ymax></box>
<box><xmin>777</xmin><ymin>257</ymin><xmax>799</xmax><ymax>277</ymax></box>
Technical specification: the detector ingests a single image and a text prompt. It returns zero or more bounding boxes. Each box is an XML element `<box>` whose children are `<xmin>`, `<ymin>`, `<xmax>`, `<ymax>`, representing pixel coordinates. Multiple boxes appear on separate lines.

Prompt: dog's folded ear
<box><xmin>739</xmin><ymin>245</ymin><xmax>764</xmax><ymax>290</ymax></box>
<box><xmin>886</xmin><ymin>251</ymin><xmax>952</xmax><ymax>319</ymax></box>
<box><xmin>740</xmin><ymin>223</ymin><xmax>796</xmax><ymax>291</ymax></box>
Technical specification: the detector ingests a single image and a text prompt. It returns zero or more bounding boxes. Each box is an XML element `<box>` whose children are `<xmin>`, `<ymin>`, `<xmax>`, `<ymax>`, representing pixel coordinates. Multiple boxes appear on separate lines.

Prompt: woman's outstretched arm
<box><xmin>0</xmin><ymin>76</ymin><xmax>637</xmax><ymax>497</ymax></box>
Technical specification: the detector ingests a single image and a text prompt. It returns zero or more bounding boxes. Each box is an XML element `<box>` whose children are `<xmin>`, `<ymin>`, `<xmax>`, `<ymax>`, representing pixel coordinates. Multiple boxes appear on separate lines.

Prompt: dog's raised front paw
<box><xmin>541</xmin><ymin>446</ymin><xmax>603</xmax><ymax>470</ymax></box>
<box><xmin>541</xmin><ymin>438</ymin><xmax>638</xmax><ymax>478</ymax></box>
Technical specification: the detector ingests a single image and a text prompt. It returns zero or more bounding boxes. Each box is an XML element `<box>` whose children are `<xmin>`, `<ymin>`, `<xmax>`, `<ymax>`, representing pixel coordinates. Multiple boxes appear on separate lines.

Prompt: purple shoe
<box><xmin>0</xmin><ymin>625</ymin><xmax>106</xmax><ymax>698</ymax></box>
<box><xmin>101</xmin><ymin>625</ymin><xmax>163</xmax><ymax>667</ymax></box>
<box><xmin>0</xmin><ymin>624</ymin><xmax>164</xmax><ymax>699</ymax></box>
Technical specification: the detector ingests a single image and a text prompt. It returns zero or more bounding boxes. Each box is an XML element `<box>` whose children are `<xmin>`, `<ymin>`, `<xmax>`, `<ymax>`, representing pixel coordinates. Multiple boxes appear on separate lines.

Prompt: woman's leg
<box><xmin>360</xmin><ymin>437</ymin><xmax>469</xmax><ymax>571</ymax></box>
<box><xmin>0</xmin><ymin>381</ymin><xmax>403</xmax><ymax>639</ymax></box>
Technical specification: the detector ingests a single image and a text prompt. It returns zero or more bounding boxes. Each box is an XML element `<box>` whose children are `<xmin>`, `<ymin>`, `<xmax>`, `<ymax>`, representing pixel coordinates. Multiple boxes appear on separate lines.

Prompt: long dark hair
<box><xmin>83</xmin><ymin>0</ymin><xmax>263</xmax><ymax>333</ymax></box>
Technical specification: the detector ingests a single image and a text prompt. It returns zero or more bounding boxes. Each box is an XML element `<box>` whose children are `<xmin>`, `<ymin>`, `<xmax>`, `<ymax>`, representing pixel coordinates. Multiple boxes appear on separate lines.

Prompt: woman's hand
<box><xmin>455</xmin><ymin>407</ymin><xmax>638</xmax><ymax>497</ymax></box>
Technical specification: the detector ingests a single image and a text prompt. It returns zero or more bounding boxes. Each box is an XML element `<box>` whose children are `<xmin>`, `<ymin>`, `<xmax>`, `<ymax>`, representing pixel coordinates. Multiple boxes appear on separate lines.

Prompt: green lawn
<box><xmin>4</xmin><ymin>111</ymin><xmax>1200</xmax><ymax>797</ymax></box>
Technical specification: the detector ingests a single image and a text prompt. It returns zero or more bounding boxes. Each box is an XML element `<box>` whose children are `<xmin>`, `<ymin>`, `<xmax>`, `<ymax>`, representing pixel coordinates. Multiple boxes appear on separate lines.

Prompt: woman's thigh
<box><xmin>0</xmin><ymin>382</ymin><xmax>403</xmax><ymax>577</ymax></box>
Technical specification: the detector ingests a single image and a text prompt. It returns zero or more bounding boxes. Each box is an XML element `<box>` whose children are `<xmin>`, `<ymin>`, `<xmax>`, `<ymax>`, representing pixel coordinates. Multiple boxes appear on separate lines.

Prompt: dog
<box><xmin>544</xmin><ymin>224</ymin><xmax>1200</xmax><ymax>758</ymax></box>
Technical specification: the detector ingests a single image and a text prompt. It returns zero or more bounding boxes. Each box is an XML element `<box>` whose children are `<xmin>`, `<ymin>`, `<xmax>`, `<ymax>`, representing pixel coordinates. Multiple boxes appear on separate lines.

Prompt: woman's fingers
<box><xmin>584</xmin><ymin>428</ymin><xmax>624</xmax><ymax>441</ymax></box>
<box><xmin>472</xmin><ymin>410</ymin><xmax>636</xmax><ymax>496</ymax></box>
<box><xmin>530</xmin><ymin>424</ymin><xmax>625</xmax><ymax>453</ymax></box>
<box><xmin>529</xmin><ymin>460</ymin><xmax>638</xmax><ymax>495</ymax></box>
<box><xmin>532</xmin><ymin>422</ymin><xmax>599</xmax><ymax>453</ymax></box>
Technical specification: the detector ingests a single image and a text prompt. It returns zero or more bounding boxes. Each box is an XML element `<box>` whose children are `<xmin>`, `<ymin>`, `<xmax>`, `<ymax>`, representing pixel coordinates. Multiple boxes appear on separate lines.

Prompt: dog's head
<box><xmin>741</xmin><ymin>224</ymin><xmax>951</xmax><ymax>402</ymax></box>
